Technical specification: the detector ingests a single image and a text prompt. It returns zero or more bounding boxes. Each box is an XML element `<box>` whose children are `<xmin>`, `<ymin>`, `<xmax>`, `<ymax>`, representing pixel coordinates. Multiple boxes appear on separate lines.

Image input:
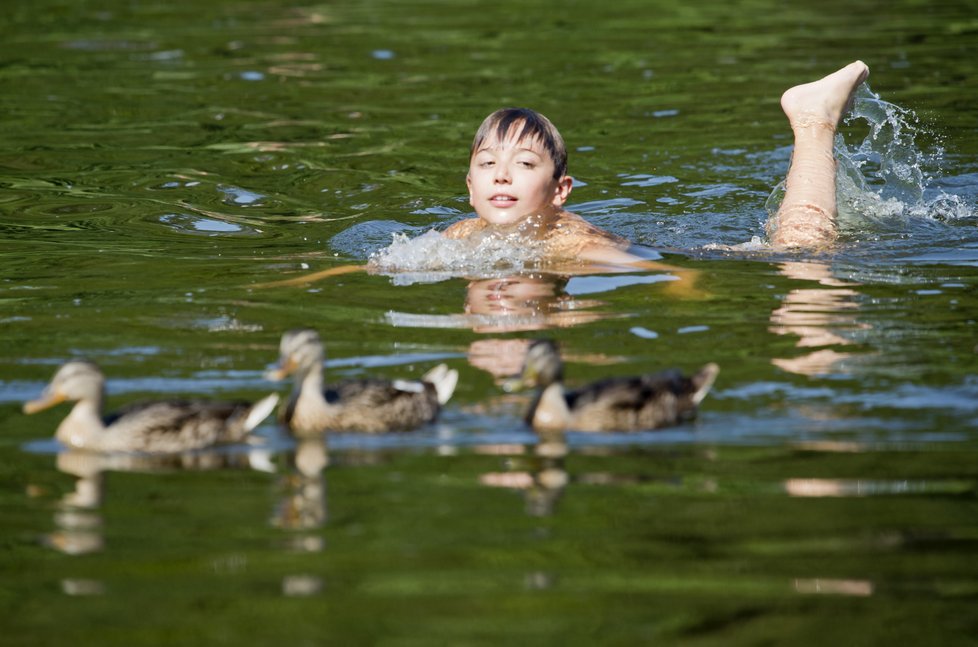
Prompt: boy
<box><xmin>441</xmin><ymin>106</ymin><xmax>635</xmax><ymax>265</ymax></box>
<box><xmin>259</xmin><ymin>60</ymin><xmax>870</xmax><ymax>289</ymax></box>
<box><xmin>443</xmin><ymin>60</ymin><xmax>870</xmax><ymax>259</ymax></box>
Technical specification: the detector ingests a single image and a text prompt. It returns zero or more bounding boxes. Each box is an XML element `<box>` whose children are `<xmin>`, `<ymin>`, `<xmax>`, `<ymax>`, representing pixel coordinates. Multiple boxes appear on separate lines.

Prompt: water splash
<box><xmin>368</xmin><ymin>229</ymin><xmax>548</xmax><ymax>284</ymax></box>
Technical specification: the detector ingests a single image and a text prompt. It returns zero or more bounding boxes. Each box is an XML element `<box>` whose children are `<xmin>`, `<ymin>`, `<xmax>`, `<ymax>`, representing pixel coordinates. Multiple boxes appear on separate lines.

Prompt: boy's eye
<box><xmin>478</xmin><ymin>160</ymin><xmax>495</xmax><ymax>168</ymax></box>
<box><xmin>518</xmin><ymin>160</ymin><xmax>536</xmax><ymax>168</ymax></box>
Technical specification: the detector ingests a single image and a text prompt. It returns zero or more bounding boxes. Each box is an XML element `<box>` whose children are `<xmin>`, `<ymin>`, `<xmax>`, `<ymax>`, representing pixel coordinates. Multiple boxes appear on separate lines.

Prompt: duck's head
<box><xmin>504</xmin><ymin>339</ymin><xmax>564</xmax><ymax>392</ymax></box>
<box><xmin>266</xmin><ymin>329</ymin><xmax>324</xmax><ymax>381</ymax></box>
<box><xmin>24</xmin><ymin>361</ymin><xmax>105</xmax><ymax>414</ymax></box>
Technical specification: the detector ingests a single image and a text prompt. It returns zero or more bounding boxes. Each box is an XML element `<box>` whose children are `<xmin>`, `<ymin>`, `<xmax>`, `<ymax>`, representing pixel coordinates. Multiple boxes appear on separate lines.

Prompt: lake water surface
<box><xmin>2</xmin><ymin>1</ymin><xmax>978</xmax><ymax>644</ymax></box>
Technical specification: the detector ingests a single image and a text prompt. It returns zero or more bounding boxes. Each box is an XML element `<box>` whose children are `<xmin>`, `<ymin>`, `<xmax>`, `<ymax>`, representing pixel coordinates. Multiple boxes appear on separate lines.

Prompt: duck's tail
<box><xmin>423</xmin><ymin>364</ymin><xmax>459</xmax><ymax>405</ymax></box>
<box><xmin>690</xmin><ymin>363</ymin><xmax>720</xmax><ymax>405</ymax></box>
<box><xmin>243</xmin><ymin>393</ymin><xmax>281</xmax><ymax>433</ymax></box>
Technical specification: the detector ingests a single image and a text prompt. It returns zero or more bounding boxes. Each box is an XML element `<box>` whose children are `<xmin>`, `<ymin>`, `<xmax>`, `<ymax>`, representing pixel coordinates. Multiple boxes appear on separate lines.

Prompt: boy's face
<box><xmin>466</xmin><ymin>129</ymin><xmax>572</xmax><ymax>228</ymax></box>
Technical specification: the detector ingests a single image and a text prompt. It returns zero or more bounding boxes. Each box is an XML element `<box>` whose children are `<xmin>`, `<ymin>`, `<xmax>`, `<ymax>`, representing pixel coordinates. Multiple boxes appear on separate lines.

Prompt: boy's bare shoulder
<box><xmin>552</xmin><ymin>211</ymin><xmax>629</xmax><ymax>247</ymax></box>
<box><xmin>442</xmin><ymin>217</ymin><xmax>485</xmax><ymax>239</ymax></box>
<box><xmin>528</xmin><ymin>210</ymin><xmax>627</xmax><ymax>263</ymax></box>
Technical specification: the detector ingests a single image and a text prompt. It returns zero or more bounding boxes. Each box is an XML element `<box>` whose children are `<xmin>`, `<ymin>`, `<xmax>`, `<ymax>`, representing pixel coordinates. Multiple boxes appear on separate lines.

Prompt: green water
<box><xmin>3</xmin><ymin>0</ymin><xmax>978</xmax><ymax>644</ymax></box>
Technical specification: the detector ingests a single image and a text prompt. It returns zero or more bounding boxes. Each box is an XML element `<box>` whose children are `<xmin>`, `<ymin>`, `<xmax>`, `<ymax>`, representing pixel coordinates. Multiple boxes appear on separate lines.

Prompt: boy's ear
<box><xmin>552</xmin><ymin>175</ymin><xmax>573</xmax><ymax>206</ymax></box>
<box><xmin>466</xmin><ymin>173</ymin><xmax>474</xmax><ymax>205</ymax></box>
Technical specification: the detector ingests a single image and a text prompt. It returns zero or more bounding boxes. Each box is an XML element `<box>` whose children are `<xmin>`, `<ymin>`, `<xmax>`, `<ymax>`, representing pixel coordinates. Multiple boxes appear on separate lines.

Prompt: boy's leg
<box><xmin>769</xmin><ymin>61</ymin><xmax>870</xmax><ymax>248</ymax></box>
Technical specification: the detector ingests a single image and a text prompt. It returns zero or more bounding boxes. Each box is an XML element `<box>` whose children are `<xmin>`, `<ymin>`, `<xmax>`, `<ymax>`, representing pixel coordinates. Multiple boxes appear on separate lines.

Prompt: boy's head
<box><xmin>470</xmin><ymin>108</ymin><xmax>567</xmax><ymax>180</ymax></box>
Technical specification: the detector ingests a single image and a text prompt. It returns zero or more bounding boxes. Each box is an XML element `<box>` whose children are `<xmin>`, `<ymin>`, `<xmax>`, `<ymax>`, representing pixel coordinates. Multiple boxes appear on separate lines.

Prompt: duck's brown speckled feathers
<box><xmin>103</xmin><ymin>399</ymin><xmax>268</xmax><ymax>453</ymax></box>
<box><xmin>560</xmin><ymin>370</ymin><xmax>712</xmax><ymax>431</ymax></box>
<box><xmin>518</xmin><ymin>339</ymin><xmax>718</xmax><ymax>432</ymax></box>
<box><xmin>23</xmin><ymin>360</ymin><xmax>279</xmax><ymax>453</ymax></box>
<box><xmin>269</xmin><ymin>329</ymin><xmax>458</xmax><ymax>436</ymax></box>
<box><xmin>283</xmin><ymin>378</ymin><xmax>442</xmax><ymax>434</ymax></box>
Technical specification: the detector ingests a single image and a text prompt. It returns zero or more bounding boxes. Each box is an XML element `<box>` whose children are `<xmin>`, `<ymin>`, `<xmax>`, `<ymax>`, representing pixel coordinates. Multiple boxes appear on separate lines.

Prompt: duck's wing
<box><xmin>327</xmin><ymin>379</ymin><xmax>437</xmax><ymax>406</ymax></box>
<box><xmin>324</xmin><ymin>379</ymin><xmax>441</xmax><ymax>431</ymax></box>
<box><xmin>566</xmin><ymin>369</ymin><xmax>710</xmax><ymax>431</ymax></box>
<box><xmin>567</xmin><ymin>372</ymin><xmax>682</xmax><ymax>410</ymax></box>
<box><xmin>103</xmin><ymin>400</ymin><xmax>255</xmax><ymax>452</ymax></box>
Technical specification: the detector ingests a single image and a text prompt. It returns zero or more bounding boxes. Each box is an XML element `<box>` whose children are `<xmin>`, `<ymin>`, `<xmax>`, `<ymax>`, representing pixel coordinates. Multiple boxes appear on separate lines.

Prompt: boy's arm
<box><xmin>252</xmin><ymin>263</ymin><xmax>366</xmax><ymax>288</ymax></box>
<box><xmin>579</xmin><ymin>244</ymin><xmax>707</xmax><ymax>299</ymax></box>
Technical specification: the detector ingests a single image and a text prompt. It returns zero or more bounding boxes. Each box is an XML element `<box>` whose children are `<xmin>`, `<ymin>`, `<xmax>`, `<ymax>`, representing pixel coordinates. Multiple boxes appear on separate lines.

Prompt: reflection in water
<box><xmin>385</xmin><ymin>271</ymin><xmax>629</xmax><ymax>383</ymax></box>
<box><xmin>478</xmin><ymin>431</ymin><xmax>569</xmax><ymax>518</ymax></box>
<box><xmin>793</xmin><ymin>578</ymin><xmax>874</xmax><ymax>596</ymax></box>
<box><xmin>385</xmin><ymin>271</ymin><xmax>616</xmax><ymax>334</ymax></box>
<box><xmin>468</xmin><ymin>338</ymin><xmax>531</xmax><ymax>381</ymax></box>
<box><xmin>45</xmin><ymin>450</ymin><xmax>264</xmax><ymax>557</ymax></box>
<box><xmin>271</xmin><ymin>438</ymin><xmax>329</xmax><ymax>533</ymax></box>
<box><xmin>769</xmin><ymin>261</ymin><xmax>869</xmax><ymax>376</ymax></box>
<box><xmin>47</xmin><ymin>451</ymin><xmax>105</xmax><ymax>556</ymax></box>
<box><xmin>270</xmin><ymin>437</ymin><xmax>330</xmax><ymax>597</ymax></box>
<box><xmin>39</xmin><ymin>443</ymin><xmax>332</xmax><ymax>598</ymax></box>
<box><xmin>40</xmin><ymin>448</ymin><xmax>269</xmax><ymax>597</ymax></box>
<box><xmin>524</xmin><ymin>431</ymin><xmax>570</xmax><ymax>518</ymax></box>
<box><xmin>463</xmin><ymin>274</ymin><xmax>609</xmax><ymax>333</ymax></box>
<box><xmin>783</xmin><ymin>477</ymin><xmax>965</xmax><ymax>498</ymax></box>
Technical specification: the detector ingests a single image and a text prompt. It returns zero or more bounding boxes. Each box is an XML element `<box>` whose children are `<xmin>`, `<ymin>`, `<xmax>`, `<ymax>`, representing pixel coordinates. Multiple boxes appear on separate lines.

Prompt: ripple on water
<box><xmin>330</xmin><ymin>220</ymin><xmax>429</xmax><ymax>259</ymax></box>
<box><xmin>10</xmin><ymin>195</ymin><xmax>134</xmax><ymax>222</ymax></box>
<box><xmin>218</xmin><ymin>185</ymin><xmax>265</xmax><ymax>206</ymax></box>
<box><xmin>159</xmin><ymin>213</ymin><xmax>256</xmax><ymax>236</ymax></box>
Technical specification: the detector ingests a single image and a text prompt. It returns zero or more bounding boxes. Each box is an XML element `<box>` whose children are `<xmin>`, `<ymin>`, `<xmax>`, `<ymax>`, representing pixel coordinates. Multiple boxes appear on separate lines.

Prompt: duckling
<box><xmin>23</xmin><ymin>360</ymin><xmax>279</xmax><ymax>453</ymax></box>
<box><xmin>266</xmin><ymin>329</ymin><xmax>458</xmax><ymax>436</ymax></box>
<box><xmin>511</xmin><ymin>339</ymin><xmax>718</xmax><ymax>432</ymax></box>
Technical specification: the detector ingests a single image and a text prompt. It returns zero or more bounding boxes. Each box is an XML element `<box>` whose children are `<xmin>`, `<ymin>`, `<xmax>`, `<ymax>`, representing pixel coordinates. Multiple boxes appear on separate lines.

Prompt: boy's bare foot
<box><xmin>780</xmin><ymin>60</ymin><xmax>870</xmax><ymax>131</ymax></box>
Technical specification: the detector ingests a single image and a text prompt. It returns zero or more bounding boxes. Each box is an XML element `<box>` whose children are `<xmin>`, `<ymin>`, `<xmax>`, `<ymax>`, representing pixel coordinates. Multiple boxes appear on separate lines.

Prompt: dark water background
<box><xmin>2</xmin><ymin>1</ymin><xmax>978</xmax><ymax>644</ymax></box>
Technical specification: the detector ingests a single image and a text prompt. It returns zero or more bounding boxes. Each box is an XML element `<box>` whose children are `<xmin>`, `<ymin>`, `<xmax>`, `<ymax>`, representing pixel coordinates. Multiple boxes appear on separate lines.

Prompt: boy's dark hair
<box><xmin>470</xmin><ymin>108</ymin><xmax>567</xmax><ymax>180</ymax></box>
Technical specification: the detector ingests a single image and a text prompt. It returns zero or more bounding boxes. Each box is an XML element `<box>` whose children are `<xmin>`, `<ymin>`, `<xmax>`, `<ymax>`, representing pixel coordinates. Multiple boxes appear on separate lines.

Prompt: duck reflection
<box><xmin>269</xmin><ymin>437</ymin><xmax>330</xmax><ymax>597</ymax></box>
<box><xmin>47</xmin><ymin>450</ymin><xmax>105</xmax><ymax>556</ymax></box>
<box><xmin>42</xmin><ymin>448</ymin><xmax>266</xmax><ymax>557</ymax></box>
<box><xmin>523</xmin><ymin>430</ymin><xmax>570</xmax><ymax>517</ymax></box>
<box><xmin>271</xmin><ymin>438</ymin><xmax>329</xmax><ymax>534</ymax></box>
<box><xmin>478</xmin><ymin>430</ymin><xmax>569</xmax><ymax>517</ymax></box>
<box><xmin>769</xmin><ymin>261</ymin><xmax>869</xmax><ymax>376</ymax></box>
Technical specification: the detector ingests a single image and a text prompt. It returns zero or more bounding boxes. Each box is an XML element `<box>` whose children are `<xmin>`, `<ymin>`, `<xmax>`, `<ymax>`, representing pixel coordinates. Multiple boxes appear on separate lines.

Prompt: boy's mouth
<box><xmin>489</xmin><ymin>194</ymin><xmax>517</xmax><ymax>207</ymax></box>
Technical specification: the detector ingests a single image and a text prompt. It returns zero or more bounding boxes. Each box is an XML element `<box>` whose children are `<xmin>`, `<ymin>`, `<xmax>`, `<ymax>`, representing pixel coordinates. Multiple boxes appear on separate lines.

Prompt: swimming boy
<box><xmin>259</xmin><ymin>60</ymin><xmax>870</xmax><ymax>289</ymax></box>
<box><xmin>444</xmin><ymin>60</ymin><xmax>870</xmax><ymax>260</ymax></box>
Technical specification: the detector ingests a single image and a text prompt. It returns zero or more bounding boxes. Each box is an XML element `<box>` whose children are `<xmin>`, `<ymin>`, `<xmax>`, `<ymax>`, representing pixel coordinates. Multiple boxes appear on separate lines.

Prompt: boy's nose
<box><xmin>493</xmin><ymin>165</ymin><xmax>511</xmax><ymax>183</ymax></box>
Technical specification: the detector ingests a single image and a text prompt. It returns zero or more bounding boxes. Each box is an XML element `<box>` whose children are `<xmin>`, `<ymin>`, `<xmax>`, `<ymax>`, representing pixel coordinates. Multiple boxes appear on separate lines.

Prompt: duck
<box><xmin>509</xmin><ymin>339</ymin><xmax>718</xmax><ymax>432</ymax></box>
<box><xmin>265</xmin><ymin>328</ymin><xmax>459</xmax><ymax>435</ymax></box>
<box><xmin>23</xmin><ymin>360</ymin><xmax>279</xmax><ymax>453</ymax></box>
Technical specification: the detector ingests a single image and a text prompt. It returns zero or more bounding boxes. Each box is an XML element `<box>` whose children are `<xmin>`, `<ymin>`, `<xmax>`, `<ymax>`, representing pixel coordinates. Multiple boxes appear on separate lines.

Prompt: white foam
<box><xmin>368</xmin><ymin>228</ymin><xmax>548</xmax><ymax>282</ymax></box>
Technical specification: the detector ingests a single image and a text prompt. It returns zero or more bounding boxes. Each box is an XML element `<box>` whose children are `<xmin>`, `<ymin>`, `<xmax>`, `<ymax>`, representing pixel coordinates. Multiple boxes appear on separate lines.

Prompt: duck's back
<box><xmin>329</xmin><ymin>379</ymin><xmax>441</xmax><ymax>432</ymax></box>
<box><xmin>566</xmin><ymin>369</ymin><xmax>706</xmax><ymax>432</ymax></box>
<box><xmin>287</xmin><ymin>378</ymin><xmax>440</xmax><ymax>434</ymax></box>
<box><xmin>102</xmin><ymin>400</ymin><xmax>252</xmax><ymax>452</ymax></box>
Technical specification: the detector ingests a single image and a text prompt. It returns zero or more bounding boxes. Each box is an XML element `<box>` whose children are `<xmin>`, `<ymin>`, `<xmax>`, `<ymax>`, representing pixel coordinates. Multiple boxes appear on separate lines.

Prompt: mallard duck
<box><xmin>23</xmin><ymin>360</ymin><xmax>279</xmax><ymax>453</ymax></box>
<box><xmin>510</xmin><ymin>339</ymin><xmax>718</xmax><ymax>432</ymax></box>
<box><xmin>265</xmin><ymin>328</ymin><xmax>458</xmax><ymax>435</ymax></box>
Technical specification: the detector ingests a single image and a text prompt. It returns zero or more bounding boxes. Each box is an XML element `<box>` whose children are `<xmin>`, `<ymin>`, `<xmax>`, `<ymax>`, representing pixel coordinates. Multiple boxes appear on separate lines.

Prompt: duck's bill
<box><xmin>23</xmin><ymin>390</ymin><xmax>66</xmax><ymax>414</ymax></box>
<box><xmin>264</xmin><ymin>358</ymin><xmax>295</xmax><ymax>381</ymax></box>
<box><xmin>501</xmin><ymin>376</ymin><xmax>529</xmax><ymax>393</ymax></box>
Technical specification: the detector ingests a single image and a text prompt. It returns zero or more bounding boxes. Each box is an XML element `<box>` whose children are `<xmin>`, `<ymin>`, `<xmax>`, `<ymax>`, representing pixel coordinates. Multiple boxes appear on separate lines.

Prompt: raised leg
<box><xmin>769</xmin><ymin>61</ymin><xmax>870</xmax><ymax>248</ymax></box>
